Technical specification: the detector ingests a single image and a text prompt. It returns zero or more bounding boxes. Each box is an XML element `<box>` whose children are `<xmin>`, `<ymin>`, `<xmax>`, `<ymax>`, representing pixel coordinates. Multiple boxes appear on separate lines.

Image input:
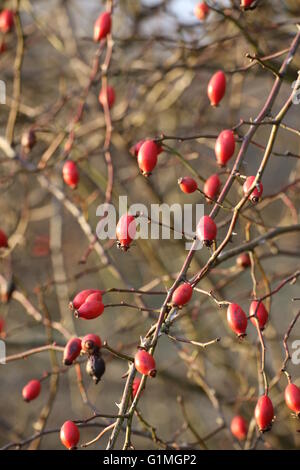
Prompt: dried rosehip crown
<box><xmin>81</xmin><ymin>334</ymin><xmax>102</xmax><ymax>353</ymax></box>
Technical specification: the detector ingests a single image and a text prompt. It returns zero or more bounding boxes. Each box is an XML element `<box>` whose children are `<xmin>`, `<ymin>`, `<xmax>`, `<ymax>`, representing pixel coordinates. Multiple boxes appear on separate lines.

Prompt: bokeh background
<box><xmin>0</xmin><ymin>0</ymin><xmax>300</xmax><ymax>450</ymax></box>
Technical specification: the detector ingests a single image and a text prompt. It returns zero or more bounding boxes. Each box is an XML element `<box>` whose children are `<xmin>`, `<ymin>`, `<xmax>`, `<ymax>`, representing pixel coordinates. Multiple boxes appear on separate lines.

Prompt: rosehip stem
<box><xmin>5</xmin><ymin>343</ymin><xmax>64</xmax><ymax>363</ymax></box>
<box><xmin>167</xmin><ymin>335</ymin><xmax>221</xmax><ymax>349</ymax></box>
<box><xmin>103</xmin><ymin>302</ymin><xmax>160</xmax><ymax>313</ymax></box>
<box><xmin>103</xmin><ymin>342</ymin><xmax>134</xmax><ymax>363</ymax></box>
<box><xmin>103</xmin><ymin>287</ymin><xmax>165</xmax><ymax>295</ymax></box>
<box><xmin>163</xmin><ymin>144</ymin><xmax>206</xmax><ymax>183</ymax></box>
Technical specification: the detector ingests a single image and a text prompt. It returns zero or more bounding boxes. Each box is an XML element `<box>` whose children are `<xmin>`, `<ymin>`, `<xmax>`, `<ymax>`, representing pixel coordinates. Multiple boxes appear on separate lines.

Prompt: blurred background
<box><xmin>0</xmin><ymin>0</ymin><xmax>300</xmax><ymax>450</ymax></box>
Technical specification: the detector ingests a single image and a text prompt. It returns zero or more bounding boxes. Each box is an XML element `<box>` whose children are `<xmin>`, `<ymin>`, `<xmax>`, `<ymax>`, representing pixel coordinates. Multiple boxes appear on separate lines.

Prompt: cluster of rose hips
<box><xmin>231</xmin><ymin>391</ymin><xmax>296</xmax><ymax>437</ymax></box>
<box><xmin>22</xmin><ymin>333</ymin><xmax>105</xmax><ymax>404</ymax></box>
<box><xmin>114</xmin><ymin>212</ymin><xmax>218</xmax><ymax>251</ymax></box>
<box><xmin>22</xmin><ymin>288</ymin><xmax>109</xmax><ymax>402</ymax></box>
<box><xmin>230</xmin><ymin>401</ymin><xmax>273</xmax><ymax>441</ymax></box>
<box><xmin>129</xmin><ymin>68</ymin><xmax>263</xmax><ymax>247</ymax></box>
<box><xmin>61</xmin><ymin>10</ymin><xmax>263</xmax><ymax>257</ymax></box>
<box><xmin>21</xmin><ymin>272</ymin><xmax>300</xmax><ymax>444</ymax></box>
<box><xmin>57</xmin><ymin>348</ymin><xmax>153</xmax><ymax>449</ymax></box>
<box><xmin>62</xmin><ymin>10</ymin><xmax>114</xmax><ymax>191</ymax></box>
<box><xmin>81</xmin><ymin>334</ymin><xmax>105</xmax><ymax>384</ymax></box>
<box><xmin>170</xmin><ymin>283</ymin><xmax>300</xmax><ymax>435</ymax></box>
<box><xmin>61</xmin><ymin>353</ymin><xmax>153</xmax><ymax>449</ymax></box>
<box><xmin>68</xmin><ymin>291</ymin><xmax>106</xmax><ymax>381</ymax></box>
<box><xmin>71</xmin><ymin>288</ymin><xmax>158</xmax><ymax>379</ymax></box>
<box><xmin>13</xmin><ymin>1</ymin><xmax>300</xmax><ymax>448</ymax></box>
<box><xmin>65</xmin><ymin>289</ymin><xmax>157</xmax><ymax>449</ymax></box>
<box><xmin>226</xmin><ymin>300</ymin><xmax>268</xmax><ymax>337</ymax></box>
<box><xmin>57</xmin><ymin>377</ymin><xmax>300</xmax><ymax>451</ymax></box>
<box><xmin>170</xmin><ymin>283</ymin><xmax>269</xmax><ymax>337</ymax></box>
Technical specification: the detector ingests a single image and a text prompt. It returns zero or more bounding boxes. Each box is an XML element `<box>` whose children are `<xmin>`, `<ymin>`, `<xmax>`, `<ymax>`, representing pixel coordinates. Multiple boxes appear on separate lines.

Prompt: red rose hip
<box><xmin>215</xmin><ymin>130</ymin><xmax>235</xmax><ymax>166</ymax></box>
<box><xmin>94</xmin><ymin>12</ymin><xmax>111</xmax><ymax>42</ymax></box>
<box><xmin>63</xmin><ymin>337</ymin><xmax>82</xmax><ymax>366</ymax></box>
<box><xmin>75</xmin><ymin>300</ymin><xmax>104</xmax><ymax>320</ymax></box>
<box><xmin>85</xmin><ymin>292</ymin><xmax>103</xmax><ymax>303</ymax></box>
<box><xmin>60</xmin><ymin>421</ymin><xmax>80</xmax><ymax>450</ymax></box>
<box><xmin>116</xmin><ymin>214</ymin><xmax>136</xmax><ymax>251</ymax></box>
<box><xmin>194</xmin><ymin>2</ymin><xmax>210</xmax><ymax>21</ymax></box>
<box><xmin>130</xmin><ymin>140</ymin><xmax>145</xmax><ymax>157</ymax></box>
<box><xmin>284</xmin><ymin>383</ymin><xmax>300</xmax><ymax>414</ymax></box>
<box><xmin>241</xmin><ymin>0</ymin><xmax>255</xmax><ymax>9</ymax></box>
<box><xmin>22</xmin><ymin>379</ymin><xmax>41</xmax><ymax>402</ymax></box>
<box><xmin>132</xmin><ymin>377</ymin><xmax>143</xmax><ymax>399</ymax></box>
<box><xmin>207</xmin><ymin>71</ymin><xmax>226</xmax><ymax>106</ymax></box>
<box><xmin>227</xmin><ymin>303</ymin><xmax>247</xmax><ymax>337</ymax></box>
<box><xmin>0</xmin><ymin>316</ymin><xmax>5</xmax><ymax>334</ymax></box>
<box><xmin>178</xmin><ymin>177</ymin><xmax>198</xmax><ymax>194</ymax></box>
<box><xmin>230</xmin><ymin>415</ymin><xmax>248</xmax><ymax>441</ymax></box>
<box><xmin>249</xmin><ymin>300</ymin><xmax>268</xmax><ymax>330</ymax></box>
<box><xmin>255</xmin><ymin>395</ymin><xmax>274</xmax><ymax>432</ymax></box>
<box><xmin>0</xmin><ymin>229</ymin><xmax>8</xmax><ymax>248</ymax></box>
<box><xmin>62</xmin><ymin>160</ymin><xmax>79</xmax><ymax>189</ymax></box>
<box><xmin>171</xmin><ymin>283</ymin><xmax>193</xmax><ymax>307</ymax></box>
<box><xmin>135</xmin><ymin>349</ymin><xmax>156</xmax><ymax>377</ymax></box>
<box><xmin>0</xmin><ymin>10</ymin><xmax>14</xmax><ymax>34</ymax></box>
<box><xmin>0</xmin><ymin>40</ymin><xmax>6</xmax><ymax>54</ymax></box>
<box><xmin>197</xmin><ymin>215</ymin><xmax>217</xmax><ymax>245</ymax></box>
<box><xmin>243</xmin><ymin>176</ymin><xmax>263</xmax><ymax>203</ymax></box>
<box><xmin>203</xmin><ymin>174</ymin><xmax>221</xmax><ymax>201</ymax></box>
<box><xmin>137</xmin><ymin>140</ymin><xmax>159</xmax><ymax>176</ymax></box>
<box><xmin>70</xmin><ymin>289</ymin><xmax>102</xmax><ymax>310</ymax></box>
<box><xmin>99</xmin><ymin>85</ymin><xmax>115</xmax><ymax>109</ymax></box>
<box><xmin>131</xmin><ymin>140</ymin><xmax>162</xmax><ymax>158</ymax></box>
<box><xmin>236</xmin><ymin>253</ymin><xmax>251</xmax><ymax>268</ymax></box>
